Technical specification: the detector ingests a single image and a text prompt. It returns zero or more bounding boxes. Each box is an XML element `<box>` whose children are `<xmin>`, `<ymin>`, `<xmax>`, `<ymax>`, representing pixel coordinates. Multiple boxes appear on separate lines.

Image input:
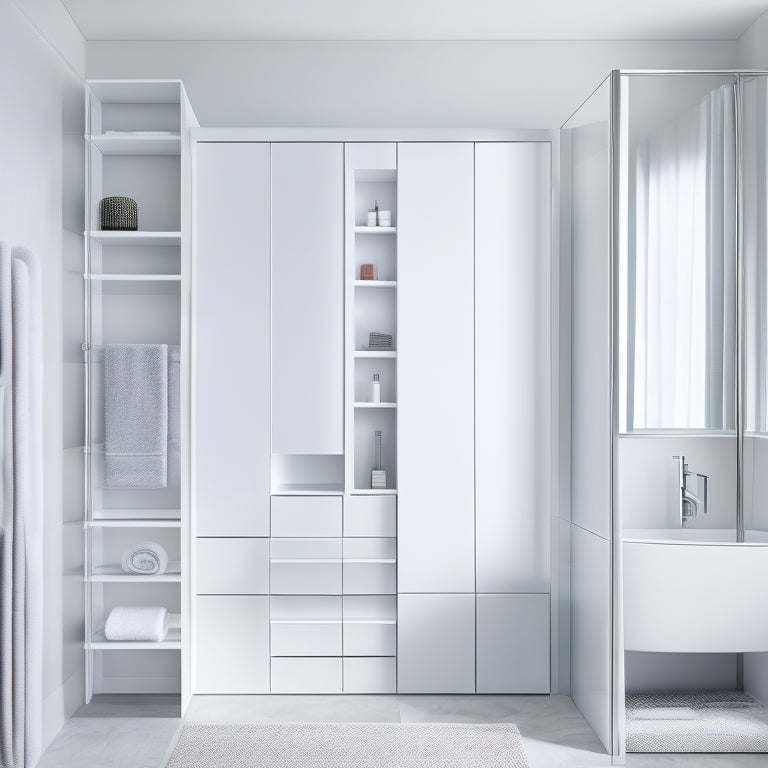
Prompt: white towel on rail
<box><xmin>104</xmin><ymin>605</ymin><xmax>169</xmax><ymax>642</ymax></box>
<box><xmin>121</xmin><ymin>541</ymin><xmax>169</xmax><ymax>575</ymax></box>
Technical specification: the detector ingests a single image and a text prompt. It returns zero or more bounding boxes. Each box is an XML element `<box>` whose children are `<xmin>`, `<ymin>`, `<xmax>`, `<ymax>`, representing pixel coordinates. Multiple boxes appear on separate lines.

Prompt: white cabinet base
<box><xmin>397</xmin><ymin>594</ymin><xmax>475</xmax><ymax>693</ymax></box>
<box><xmin>476</xmin><ymin>593</ymin><xmax>550</xmax><ymax>694</ymax></box>
<box><xmin>196</xmin><ymin>596</ymin><xmax>269</xmax><ymax>693</ymax></box>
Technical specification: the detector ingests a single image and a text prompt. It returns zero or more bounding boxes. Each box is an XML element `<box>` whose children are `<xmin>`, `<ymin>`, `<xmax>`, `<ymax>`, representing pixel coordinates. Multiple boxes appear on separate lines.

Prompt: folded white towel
<box><xmin>104</xmin><ymin>605</ymin><xmax>168</xmax><ymax>642</ymax></box>
<box><xmin>121</xmin><ymin>541</ymin><xmax>169</xmax><ymax>575</ymax></box>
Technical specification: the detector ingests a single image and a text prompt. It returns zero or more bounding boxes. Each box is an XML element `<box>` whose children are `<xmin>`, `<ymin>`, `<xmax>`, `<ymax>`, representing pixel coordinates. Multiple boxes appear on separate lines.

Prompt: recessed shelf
<box><xmin>354</xmin><ymin>402</ymin><xmax>397</xmax><ymax>409</ymax></box>
<box><xmin>89</xmin><ymin>564</ymin><xmax>181</xmax><ymax>583</ymax></box>
<box><xmin>85</xmin><ymin>273</ymin><xmax>181</xmax><ymax>281</ymax></box>
<box><xmin>270</xmin><ymin>558</ymin><xmax>343</xmax><ymax>564</ymax></box>
<box><xmin>354</xmin><ymin>280</ymin><xmax>397</xmax><ymax>288</ymax></box>
<box><xmin>354</xmin><ymin>351</ymin><xmax>396</xmax><ymax>358</ymax></box>
<box><xmin>354</xmin><ymin>226</ymin><xmax>396</xmax><ymax>235</ymax></box>
<box><xmin>87</xmin><ymin>627</ymin><xmax>181</xmax><ymax>650</ymax></box>
<box><xmin>271</xmin><ymin>483</ymin><xmax>344</xmax><ymax>496</ymax></box>
<box><xmin>90</xmin><ymin>133</ymin><xmax>181</xmax><ymax>156</ymax></box>
<box><xmin>343</xmin><ymin>558</ymin><xmax>397</xmax><ymax>564</ymax></box>
<box><xmin>351</xmin><ymin>489</ymin><xmax>398</xmax><ymax>496</ymax></box>
<box><xmin>343</xmin><ymin>618</ymin><xmax>397</xmax><ymax>625</ymax></box>
<box><xmin>270</xmin><ymin>619</ymin><xmax>343</xmax><ymax>625</ymax></box>
<box><xmin>85</xmin><ymin>231</ymin><xmax>181</xmax><ymax>246</ymax></box>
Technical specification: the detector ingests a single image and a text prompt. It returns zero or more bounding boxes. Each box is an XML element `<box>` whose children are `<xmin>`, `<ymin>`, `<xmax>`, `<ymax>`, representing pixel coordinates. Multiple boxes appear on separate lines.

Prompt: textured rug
<box><xmin>626</xmin><ymin>691</ymin><xmax>768</xmax><ymax>753</ymax></box>
<box><xmin>165</xmin><ymin>722</ymin><xmax>529</xmax><ymax>768</ymax></box>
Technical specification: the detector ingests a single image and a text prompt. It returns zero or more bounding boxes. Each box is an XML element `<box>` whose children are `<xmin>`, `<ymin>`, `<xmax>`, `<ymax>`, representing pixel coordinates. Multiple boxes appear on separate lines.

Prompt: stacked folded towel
<box><xmin>368</xmin><ymin>331</ymin><xmax>393</xmax><ymax>350</ymax></box>
<box><xmin>121</xmin><ymin>541</ymin><xmax>168</xmax><ymax>575</ymax></box>
<box><xmin>104</xmin><ymin>605</ymin><xmax>168</xmax><ymax>642</ymax></box>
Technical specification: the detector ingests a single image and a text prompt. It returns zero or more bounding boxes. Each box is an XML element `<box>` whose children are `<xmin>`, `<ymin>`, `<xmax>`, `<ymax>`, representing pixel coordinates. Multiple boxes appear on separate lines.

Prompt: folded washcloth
<box><xmin>121</xmin><ymin>541</ymin><xmax>169</xmax><ymax>575</ymax></box>
<box><xmin>167</xmin><ymin>345</ymin><xmax>180</xmax><ymax>488</ymax></box>
<box><xmin>104</xmin><ymin>605</ymin><xmax>168</xmax><ymax>642</ymax></box>
<box><xmin>104</xmin><ymin>344</ymin><xmax>168</xmax><ymax>488</ymax></box>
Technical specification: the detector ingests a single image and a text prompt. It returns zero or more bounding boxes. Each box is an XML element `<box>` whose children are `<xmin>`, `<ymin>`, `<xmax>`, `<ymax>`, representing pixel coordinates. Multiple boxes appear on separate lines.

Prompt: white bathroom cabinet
<box><xmin>191</xmin><ymin>135</ymin><xmax>552</xmax><ymax>696</ymax></box>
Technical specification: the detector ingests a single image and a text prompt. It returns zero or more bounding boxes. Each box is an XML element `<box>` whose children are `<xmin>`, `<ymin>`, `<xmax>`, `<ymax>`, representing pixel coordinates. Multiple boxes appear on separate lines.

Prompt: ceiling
<box><xmin>61</xmin><ymin>0</ymin><xmax>768</xmax><ymax>42</ymax></box>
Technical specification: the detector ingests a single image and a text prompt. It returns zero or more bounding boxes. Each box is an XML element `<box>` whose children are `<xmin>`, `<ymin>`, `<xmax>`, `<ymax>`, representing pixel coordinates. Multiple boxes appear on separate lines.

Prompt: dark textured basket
<box><xmin>100</xmin><ymin>196</ymin><xmax>138</xmax><ymax>231</ymax></box>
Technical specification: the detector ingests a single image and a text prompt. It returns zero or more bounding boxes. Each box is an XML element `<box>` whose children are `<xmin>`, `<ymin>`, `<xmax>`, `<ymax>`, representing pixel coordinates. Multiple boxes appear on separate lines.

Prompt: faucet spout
<box><xmin>673</xmin><ymin>455</ymin><xmax>709</xmax><ymax>527</ymax></box>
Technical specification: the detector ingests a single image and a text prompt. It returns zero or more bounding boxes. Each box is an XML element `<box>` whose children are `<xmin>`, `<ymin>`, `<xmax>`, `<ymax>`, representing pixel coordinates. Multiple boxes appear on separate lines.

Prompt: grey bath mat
<box><xmin>166</xmin><ymin>722</ymin><xmax>529</xmax><ymax>768</ymax></box>
<box><xmin>626</xmin><ymin>691</ymin><xmax>768</xmax><ymax>752</ymax></box>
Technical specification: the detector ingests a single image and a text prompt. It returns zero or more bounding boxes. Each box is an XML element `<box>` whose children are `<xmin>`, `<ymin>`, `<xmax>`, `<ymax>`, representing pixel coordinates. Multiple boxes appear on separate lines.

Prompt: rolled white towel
<box><xmin>121</xmin><ymin>541</ymin><xmax>168</xmax><ymax>575</ymax></box>
<box><xmin>104</xmin><ymin>605</ymin><xmax>168</xmax><ymax>642</ymax></box>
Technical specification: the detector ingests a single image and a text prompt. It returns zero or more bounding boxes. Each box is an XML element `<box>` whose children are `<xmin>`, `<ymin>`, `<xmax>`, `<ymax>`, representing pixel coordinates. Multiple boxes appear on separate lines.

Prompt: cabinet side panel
<box><xmin>475</xmin><ymin>142</ymin><xmax>552</xmax><ymax>593</ymax></box>
<box><xmin>397</xmin><ymin>142</ymin><xmax>475</xmax><ymax>593</ymax></box>
<box><xmin>271</xmin><ymin>143</ymin><xmax>344</xmax><ymax>455</ymax></box>
<box><xmin>194</xmin><ymin>142</ymin><xmax>271</xmax><ymax>536</ymax></box>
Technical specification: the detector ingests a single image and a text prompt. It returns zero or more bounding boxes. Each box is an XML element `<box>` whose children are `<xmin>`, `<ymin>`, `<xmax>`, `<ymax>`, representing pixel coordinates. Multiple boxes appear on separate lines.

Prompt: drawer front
<box><xmin>196</xmin><ymin>538</ymin><xmax>269</xmax><ymax>594</ymax></box>
<box><xmin>343</xmin><ymin>657</ymin><xmax>396</xmax><ymax>694</ymax></box>
<box><xmin>343</xmin><ymin>561</ymin><xmax>396</xmax><ymax>594</ymax></box>
<box><xmin>270</xmin><ymin>561</ymin><xmax>342</xmax><ymax>595</ymax></box>
<box><xmin>271</xmin><ymin>657</ymin><xmax>342</xmax><ymax>694</ymax></box>
<box><xmin>344</xmin><ymin>496</ymin><xmax>396</xmax><ymax>537</ymax></box>
<box><xmin>271</xmin><ymin>621</ymin><xmax>342</xmax><ymax>656</ymax></box>
<box><xmin>344</xmin><ymin>621</ymin><xmax>396</xmax><ymax>656</ymax></box>
<box><xmin>271</xmin><ymin>496</ymin><xmax>342</xmax><ymax>537</ymax></box>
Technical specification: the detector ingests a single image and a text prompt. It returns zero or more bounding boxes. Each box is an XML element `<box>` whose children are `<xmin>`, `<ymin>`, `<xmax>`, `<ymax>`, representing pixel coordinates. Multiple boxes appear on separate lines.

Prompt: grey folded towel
<box><xmin>105</xmin><ymin>344</ymin><xmax>168</xmax><ymax>488</ymax></box>
<box><xmin>167</xmin><ymin>345</ymin><xmax>180</xmax><ymax>488</ymax></box>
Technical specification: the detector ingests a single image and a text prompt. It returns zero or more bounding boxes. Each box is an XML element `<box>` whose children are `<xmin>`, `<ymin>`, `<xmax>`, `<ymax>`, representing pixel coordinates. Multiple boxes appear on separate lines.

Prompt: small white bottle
<box><xmin>370</xmin><ymin>373</ymin><xmax>381</xmax><ymax>403</ymax></box>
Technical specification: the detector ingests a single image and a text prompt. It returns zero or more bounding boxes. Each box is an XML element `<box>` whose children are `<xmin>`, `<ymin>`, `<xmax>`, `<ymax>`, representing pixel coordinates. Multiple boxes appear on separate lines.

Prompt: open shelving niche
<box><xmin>82</xmin><ymin>80</ymin><xmax>198</xmax><ymax>706</ymax></box>
<box><xmin>345</xmin><ymin>164</ymin><xmax>398</xmax><ymax>495</ymax></box>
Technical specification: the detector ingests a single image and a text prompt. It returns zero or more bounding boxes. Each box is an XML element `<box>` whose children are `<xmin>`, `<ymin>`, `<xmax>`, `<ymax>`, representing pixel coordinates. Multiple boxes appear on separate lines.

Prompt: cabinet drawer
<box><xmin>343</xmin><ymin>621</ymin><xmax>396</xmax><ymax>656</ymax></box>
<box><xmin>196</xmin><ymin>538</ymin><xmax>269</xmax><ymax>594</ymax></box>
<box><xmin>271</xmin><ymin>620</ymin><xmax>342</xmax><ymax>656</ymax></box>
<box><xmin>343</xmin><ymin>561</ymin><xmax>396</xmax><ymax>594</ymax></box>
<box><xmin>271</xmin><ymin>657</ymin><xmax>342</xmax><ymax>693</ymax></box>
<box><xmin>343</xmin><ymin>657</ymin><xmax>396</xmax><ymax>694</ymax></box>
<box><xmin>271</xmin><ymin>496</ymin><xmax>342</xmax><ymax>537</ymax></box>
<box><xmin>270</xmin><ymin>561</ymin><xmax>342</xmax><ymax>595</ymax></box>
<box><xmin>344</xmin><ymin>496</ymin><xmax>396</xmax><ymax>537</ymax></box>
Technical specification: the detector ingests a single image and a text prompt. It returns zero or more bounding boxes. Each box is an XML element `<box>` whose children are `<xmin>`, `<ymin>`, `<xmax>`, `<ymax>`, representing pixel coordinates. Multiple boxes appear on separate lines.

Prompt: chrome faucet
<box><xmin>673</xmin><ymin>455</ymin><xmax>708</xmax><ymax>527</ymax></box>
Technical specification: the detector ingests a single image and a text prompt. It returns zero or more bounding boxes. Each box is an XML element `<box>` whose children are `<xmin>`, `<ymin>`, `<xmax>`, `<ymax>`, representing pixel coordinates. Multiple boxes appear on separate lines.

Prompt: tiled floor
<box><xmin>38</xmin><ymin>694</ymin><xmax>768</xmax><ymax>768</ymax></box>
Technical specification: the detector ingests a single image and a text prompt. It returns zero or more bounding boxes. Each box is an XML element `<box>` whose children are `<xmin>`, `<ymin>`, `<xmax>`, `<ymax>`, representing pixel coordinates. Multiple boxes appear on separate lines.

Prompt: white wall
<box><xmin>739</xmin><ymin>9</ymin><xmax>768</xmax><ymax>68</ymax></box>
<box><xmin>0</xmin><ymin>0</ymin><xmax>85</xmax><ymax>752</ymax></box>
<box><xmin>86</xmin><ymin>40</ymin><xmax>737</xmax><ymax>129</ymax></box>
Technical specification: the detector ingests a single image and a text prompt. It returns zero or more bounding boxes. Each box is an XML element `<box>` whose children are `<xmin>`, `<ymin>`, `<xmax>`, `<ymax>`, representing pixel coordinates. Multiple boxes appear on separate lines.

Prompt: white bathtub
<box><xmin>623</xmin><ymin>528</ymin><xmax>768</xmax><ymax>652</ymax></box>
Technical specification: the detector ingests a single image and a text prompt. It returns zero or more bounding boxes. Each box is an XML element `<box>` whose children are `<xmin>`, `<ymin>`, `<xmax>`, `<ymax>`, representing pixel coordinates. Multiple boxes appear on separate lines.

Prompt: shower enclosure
<box><xmin>562</xmin><ymin>70</ymin><xmax>768</xmax><ymax>759</ymax></box>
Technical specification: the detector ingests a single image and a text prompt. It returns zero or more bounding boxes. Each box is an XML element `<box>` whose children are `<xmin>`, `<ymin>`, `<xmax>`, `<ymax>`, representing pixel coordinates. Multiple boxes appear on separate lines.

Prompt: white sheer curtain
<box><xmin>742</xmin><ymin>76</ymin><xmax>768</xmax><ymax>435</ymax></box>
<box><xmin>632</xmin><ymin>84</ymin><xmax>737</xmax><ymax>430</ymax></box>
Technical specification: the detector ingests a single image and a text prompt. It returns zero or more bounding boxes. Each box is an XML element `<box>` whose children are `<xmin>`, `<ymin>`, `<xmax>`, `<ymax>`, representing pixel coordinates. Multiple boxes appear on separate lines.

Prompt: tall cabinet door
<box><xmin>397</xmin><ymin>142</ymin><xmax>475</xmax><ymax>594</ymax></box>
<box><xmin>195</xmin><ymin>142</ymin><xmax>271</xmax><ymax>536</ymax></box>
<box><xmin>271</xmin><ymin>143</ymin><xmax>344</xmax><ymax>455</ymax></box>
<box><xmin>475</xmin><ymin>142</ymin><xmax>551</xmax><ymax>594</ymax></box>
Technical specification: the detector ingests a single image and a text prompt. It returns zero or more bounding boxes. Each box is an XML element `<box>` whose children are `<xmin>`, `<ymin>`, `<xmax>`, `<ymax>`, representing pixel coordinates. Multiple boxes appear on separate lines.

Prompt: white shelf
<box><xmin>89</xmin><ymin>564</ymin><xmax>181</xmax><ymax>583</ymax></box>
<box><xmin>270</xmin><ymin>619</ymin><xmax>342</xmax><ymax>625</ymax></box>
<box><xmin>354</xmin><ymin>402</ymin><xmax>397</xmax><ymax>409</ymax></box>
<box><xmin>271</xmin><ymin>483</ymin><xmax>344</xmax><ymax>496</ymax></box>
<box><xmin>89</xmin><ymin>511</ymin><xmax>181</xmax><ymax>526</ymax></box>
<box><xmin>354</xmin><ymin>226</ymin><xmax>396</xmax><ymax>234</ymax></box>
<box><xmin>343</xmin><ymin>618</ymin><xmax>397</xmax><ymax>625</ymax></box>
<box><xmin>354</xmin><ymin>280</ymin><xmax>397</xmax><ymax>288</ymax></box>
<box><xmin>354</xmin><ymin>351</ymin><xmax>396</xmax><ymax>358</ymax></box>
<box><xmin>90</xmin><ymin>134</ymin><xmax>181</xmax><ymax>156</ymax></box>
<box><xmin>85</xmin><ymin>273</ymin><xmax>181</xmax><ymax>281</ymax></box>
<box><xmin>351</xmin><ymin>489</ymin><xmax>398</xmax><ymax>496</ymax></box>
<box><xmin>88</xmin><ymin>627</ymin><xmax>182</xmax><ymax>651</ymax></box>
<box><xmin>343</xmin><ymin>558</ymin><xmax>397</xmax><ymax>564</ymax></box>
<box><xmin>85</xmin><ymin>231</ymin><xmax>181</xmax><ymax>246</ymax></box>
<box><xmin>270</xmin><ymin>558</ymin><xmax>343</xmax><ymax>564</ymax></box>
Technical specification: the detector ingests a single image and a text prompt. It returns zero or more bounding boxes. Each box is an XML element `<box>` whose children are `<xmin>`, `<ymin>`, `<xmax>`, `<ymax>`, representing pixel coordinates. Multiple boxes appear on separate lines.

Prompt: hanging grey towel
<box><xmin>105</xmin><ymin>344</ymin><xmax>169</xmax><ymax>488</ymax></box>
<box><xmin>167</xmin><ymin>345</ymin><xmax>180</xmax><ymax>487</ymax></box>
